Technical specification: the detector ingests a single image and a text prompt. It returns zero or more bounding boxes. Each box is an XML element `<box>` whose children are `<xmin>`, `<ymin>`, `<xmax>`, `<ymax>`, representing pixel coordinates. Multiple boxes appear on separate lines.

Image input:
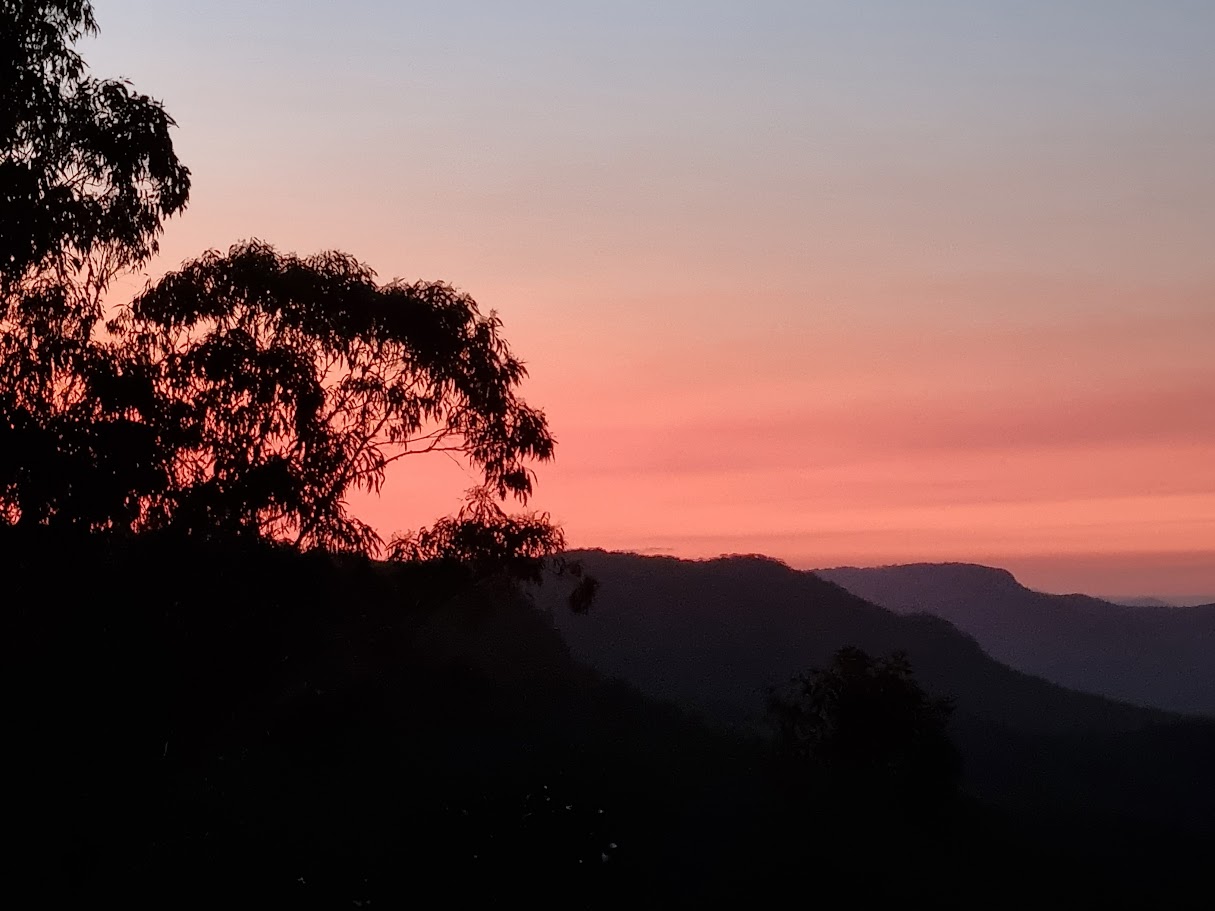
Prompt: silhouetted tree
<box><xmin>390</xmin><ymin>486</ymin><xmax>598</xmax><ymax>608</ymax></box>
<box><xmin>1</xmin><ymin>4</ymin><xmax>564</xmax><ymax>565</ymax></box>
<box><xmin>108</xmin><ymin>241</ymin><xmax>555</xmax><ymax>552</ymax></box>
<box><xmin>767</xmin><ymin>646</ymin><xmax>960</xmax><ymax>807</ymax></box>
<box><xmin>1</xmin><ymin>1</ymin><xmax>189</xmax><ymax>294</ymax></box>
<box><xmin>1</xmin><ymin>0</ymin><xmax>189</xmax><ymax>527</ymax></box>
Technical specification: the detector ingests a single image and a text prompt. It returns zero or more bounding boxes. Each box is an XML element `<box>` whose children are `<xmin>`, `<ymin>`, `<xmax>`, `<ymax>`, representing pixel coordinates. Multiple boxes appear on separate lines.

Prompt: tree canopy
<box><xmin>1</xmin><ymin>0</ymin><xmax>189</xmax><ymax>300</ymax></box>
<box><xmin>114</xmin><ymin>241</ymin><xmax>555</xmax><ymax>552</ymax></box>
<box><xmin>2</xmin><ymin>0</ymin><xmax>190</xmax><ymax>529</ymax></box>
<box><xmin>1</xmin><ymin>1</ymin><xmax>562</xmax><ymax>569</ymax></box>
<box><xmin>767</xmin><ymin>647</ymin><xmax>961</xmax><ymax>806</ymax></box>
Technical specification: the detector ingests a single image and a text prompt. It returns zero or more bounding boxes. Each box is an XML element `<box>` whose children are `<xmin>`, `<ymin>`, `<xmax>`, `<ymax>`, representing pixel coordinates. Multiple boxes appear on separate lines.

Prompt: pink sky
<box><xmin>89</xmin><ymin>2</ymin><xmax>1215</xmax><ymax>597</ymax></box>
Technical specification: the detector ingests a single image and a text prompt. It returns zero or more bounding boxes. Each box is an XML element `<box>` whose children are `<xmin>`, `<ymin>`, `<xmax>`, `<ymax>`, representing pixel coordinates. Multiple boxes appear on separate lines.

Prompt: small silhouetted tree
<box><xmin>767</xmin><ymin>647</ymin><xmax>960</xmax><ymax>809</ymax></box>
<box><xmin>390</xmin><ymin>486</ymin><xmax>598</xmax><ymax>610</ymax></box>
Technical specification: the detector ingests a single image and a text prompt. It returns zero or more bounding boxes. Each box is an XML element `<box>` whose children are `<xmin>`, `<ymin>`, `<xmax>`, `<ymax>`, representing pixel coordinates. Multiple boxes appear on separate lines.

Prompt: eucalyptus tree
<box><xmin>119</xmin><ymin>241</ymin><xmax>555</xmax><ymax>554</ymax></box>
<box><xmin>1</xmin><ymin>0</ymin><xmax>189</xmax><ymax>527</ymax></box>
<box><xmin>1</xmin><ymin>3</ymin><xmax>564</xmax><ymax>577</ymax></box>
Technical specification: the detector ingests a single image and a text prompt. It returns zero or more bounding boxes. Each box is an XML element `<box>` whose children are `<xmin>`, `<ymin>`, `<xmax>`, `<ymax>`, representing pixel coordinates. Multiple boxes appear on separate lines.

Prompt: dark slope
<box><xmin>6</xmin><ymin>531</ymin><xmax>762</xmax><ymax>907</ymax></box>
<box><xmin>8</xmin><ymin>532</ymin><xmax>1213</xmax><ymax>907</ymax></box>
<box><xmin>544</xmin><ymin>551</ymin><xmax>1167</xmax><ymax>732</ymax></box>
<box><xmin>539</xmin><ymin>550</ymin><xmax>1215</xmax><ymax>829</ymax></box>
<box><xmin>816</xmin><ymin>563</ymin><xmax>1215</xmax><ymax>716</ymax></box>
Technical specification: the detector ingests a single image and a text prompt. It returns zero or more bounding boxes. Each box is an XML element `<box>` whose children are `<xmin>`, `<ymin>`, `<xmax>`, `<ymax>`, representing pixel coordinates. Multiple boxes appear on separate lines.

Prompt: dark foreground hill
<box><xmin>539</xmin><ymin>550</ymin><xmax>1215</xmax><ymax>831</ymax></box>
<box><xmin>816</xmin><ymin>562</ymin><xmax>1215</xmax><ymax>716</ymax></box>
<box><xmin>8</xmin><ymin>530</ymin><xmax>761</xmax><ymax>907</ymax></box>
<box><xmin>8</xmin><ymin>532</ymin><xmax>1214</xmax><ymax>907</ymax></box>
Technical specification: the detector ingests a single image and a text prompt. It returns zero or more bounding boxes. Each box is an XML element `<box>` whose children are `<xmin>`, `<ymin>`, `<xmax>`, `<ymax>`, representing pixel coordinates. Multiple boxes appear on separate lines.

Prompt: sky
<box><xmin>87</xmin><ymin>1</ymin><xmax>1214</xmax><ymax>597</ymax></box>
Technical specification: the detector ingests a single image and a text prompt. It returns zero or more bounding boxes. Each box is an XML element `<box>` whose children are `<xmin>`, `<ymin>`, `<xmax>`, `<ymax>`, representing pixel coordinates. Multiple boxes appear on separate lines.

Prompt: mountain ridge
<box><xmin>538</xmin><ymin>549</ymin><xmax>1215</xmax><ymax>831</ymax></box>
<box><xmin>815</xmin><ymin>561</ymin><xmax>1215</xmax><ymax>716</ymax></box>
<box><xmin>548</xmin><ymin>550</ymin><xmax>1172</xmax><ymax>729</ymax></box>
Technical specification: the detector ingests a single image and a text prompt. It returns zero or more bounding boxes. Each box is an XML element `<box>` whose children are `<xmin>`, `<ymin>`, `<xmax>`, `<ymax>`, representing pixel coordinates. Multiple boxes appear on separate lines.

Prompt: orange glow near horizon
<box><xmin>125</xmin><ymin>221</ymin><xmax>1215</xmax><ymax>598</ymax></box>
<box><xmin>87</xmin><ymin>1</ymin><xmax>1215</xmax><ymax>597</ymax></box>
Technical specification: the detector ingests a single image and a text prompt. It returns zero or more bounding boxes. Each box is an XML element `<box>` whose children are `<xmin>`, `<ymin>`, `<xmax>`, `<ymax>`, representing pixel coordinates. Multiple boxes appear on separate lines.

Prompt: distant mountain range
<box><xmin>816</xmin><ymin>562</ymin><xmax>1215</xmax><ymax>717</ymax></box>
<box><xmin>544</xmin><ymin>551</ymin><xmax>1148</xmax><ymax>730</ymax></box>
<box><xmin>1109</xmin><ymin>595</ymin><xmax>1215</xmax><ymax>608</ymax></box>
<box><xmin>1109</xmin><ymin>596</ymin><xmax>1176</xmax><ymax>608</ymax></box>
<box><xmin>536</xmin><ymin>550</ymin><xmax>1215</xmax><ymax>829</ymax></box>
